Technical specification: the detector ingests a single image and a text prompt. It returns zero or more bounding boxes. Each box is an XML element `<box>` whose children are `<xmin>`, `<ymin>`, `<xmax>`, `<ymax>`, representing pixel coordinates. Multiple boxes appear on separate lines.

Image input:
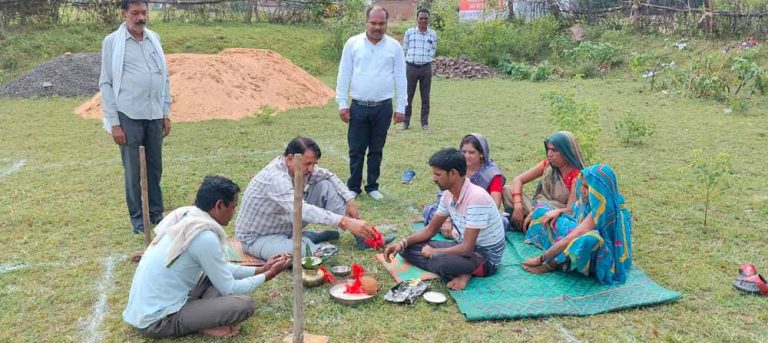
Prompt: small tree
<box><xmin>542</xmin><ymin>89</ymin><xmax>601</xmax><ymax>162</ymax></box>
<box><xmin>689</xmin><ymin>150</ymin><xmax>733</xmax><ymax>229</ymax></box>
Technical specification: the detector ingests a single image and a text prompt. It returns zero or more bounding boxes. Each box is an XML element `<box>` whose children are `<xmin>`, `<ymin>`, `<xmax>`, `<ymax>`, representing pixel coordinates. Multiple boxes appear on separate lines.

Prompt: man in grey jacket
<box><xmin>99</xmin><ymin>0</ymin><xmax>172</xmax><ymax>234</ymax></box>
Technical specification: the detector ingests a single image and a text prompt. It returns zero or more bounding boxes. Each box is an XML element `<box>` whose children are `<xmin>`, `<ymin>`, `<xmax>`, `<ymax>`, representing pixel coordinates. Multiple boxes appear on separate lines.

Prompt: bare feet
<box><xmin>199</xmin><ymin>326</ymin><xmax>239</xmax><ymax>338</ymax></box>
<box><xmin>522</xmin><ymin>261</ymin><xmax>556</xmax><ymax>275</ymax></box>
<box><xmin>522</xmin><ymin>256</ymin><xmax>541</xmax><ymax>268</ymax></box>
<box><xmin>447</xmin><ymin>274</ymin><xmax>472</xmax><ymax>291</ymax></box>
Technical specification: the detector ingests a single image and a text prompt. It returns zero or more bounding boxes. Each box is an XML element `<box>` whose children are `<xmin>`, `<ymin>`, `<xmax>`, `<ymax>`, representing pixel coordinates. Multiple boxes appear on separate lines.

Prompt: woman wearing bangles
<box><xmin>522</xmin><ymin>164</ymin><xmax>633</xmax><ymax>285</ymax></box>
<box><xmin>502</xmin><ymin>131</ymin><xmax>585</xmax><ymax>232</ymax></box>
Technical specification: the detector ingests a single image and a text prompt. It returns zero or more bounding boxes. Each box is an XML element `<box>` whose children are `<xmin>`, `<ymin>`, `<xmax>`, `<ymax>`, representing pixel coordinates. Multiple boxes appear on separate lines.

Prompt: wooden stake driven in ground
<box><xmin>291</xmin><ymin>153</ymin><xmax>305</xmax><ymax>343</ymax></box>
<box><xmin>139</xmin><ymin>146</ymin><xmax>152</xmax><ymax>246</ymax></box>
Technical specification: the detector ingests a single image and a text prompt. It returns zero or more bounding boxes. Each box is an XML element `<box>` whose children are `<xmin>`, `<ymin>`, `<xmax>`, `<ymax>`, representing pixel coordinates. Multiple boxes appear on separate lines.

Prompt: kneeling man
<box><xmin>236</xmin><ymin>136</ymin><xmax>390</xmax><ymax>260</ymax></box>
<box><xmin>385</xmin><ymin>148</ymin><xmax>505</xmax><ymax>290</ymax></box>
<box><xmin>123</xmin><ymin>175</ymin><xmax>291</xmax><ymax>338</ymax></box>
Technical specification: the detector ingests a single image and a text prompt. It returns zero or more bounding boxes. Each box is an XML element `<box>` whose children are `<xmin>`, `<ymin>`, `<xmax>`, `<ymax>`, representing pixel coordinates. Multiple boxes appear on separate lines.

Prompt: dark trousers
<box><xmin>404</xmin><ymin>63</ymin><xmax>432</xmax><ymax>127</ymax></box>
<box><xmin>139</xmin><ymin>277</ymin><xmax>255</xmax><ymax>338</ymax></box>
<box><xmin>401</xmin><ymin>241</ymin><xmax>485</xmax><ymax>279</ymax></box>
<box><xmin>118</xmin><ymin>112</ymin><xmax>164</xmax><ymax>230</ymax></box>
<box><xmin>347</xmin><ymin>99</ymin><xmax>392</xmax><ymax>194</ymax></box>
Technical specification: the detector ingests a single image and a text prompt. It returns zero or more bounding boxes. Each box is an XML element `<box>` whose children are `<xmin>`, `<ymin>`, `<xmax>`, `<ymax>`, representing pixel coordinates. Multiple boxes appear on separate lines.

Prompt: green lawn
<box><xmin>1</xmin><ymin>22</ymin><xmax>768</xmax><ymax>343</ymax></box>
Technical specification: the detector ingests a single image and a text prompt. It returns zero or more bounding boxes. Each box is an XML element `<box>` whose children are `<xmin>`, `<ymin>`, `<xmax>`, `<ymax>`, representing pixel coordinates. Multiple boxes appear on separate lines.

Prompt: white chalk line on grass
<box><xmin>79</xmin><ymin>254</ymin><xmax>126</xmax><ymax>343</ymax></box>
<box><xmin>322</xmin><ymin>143</ymin><xmax>350</xmax><ymax>162</ymax></box>
<box><xmin>0</xmin><ymin>263</ymin><xmax>25</xmax><ymax>274</ymax></box>
<box><xmin>0</xmin><ymin>159</ymin><xmax>26</xmax><ymax>179</ymax></box>
<box><xmin>546</xmin><ymin>319</ymin><xmax>582</xmax><ymax>343</ymax></box>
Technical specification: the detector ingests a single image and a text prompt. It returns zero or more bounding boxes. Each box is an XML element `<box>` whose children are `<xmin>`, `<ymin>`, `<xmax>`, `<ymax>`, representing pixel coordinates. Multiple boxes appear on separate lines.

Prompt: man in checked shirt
<box><xmin>401</xmin><ymin>8</ymin><xmax>437</xmax><ymax>131</ymax></box>
<box><xmin>235</xmin><ymin>136</ymin><xmax>384</xmax><ymax>260</ymax></box>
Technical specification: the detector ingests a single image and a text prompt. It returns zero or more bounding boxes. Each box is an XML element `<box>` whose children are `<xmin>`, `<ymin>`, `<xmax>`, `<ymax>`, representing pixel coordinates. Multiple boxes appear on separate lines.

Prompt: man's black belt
<box><xmin>406</xmin><ymin>62</ymin><xmax>431</xmax><ymax>68</ymax></box>
<box><xmin>352</xmin><ymin>98</ymin><xmax>391</xmax><ymax>107</ymax></box>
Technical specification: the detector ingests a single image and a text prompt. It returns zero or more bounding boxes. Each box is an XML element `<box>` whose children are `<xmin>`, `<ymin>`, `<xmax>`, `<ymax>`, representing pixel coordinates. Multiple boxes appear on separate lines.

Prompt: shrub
<box><xmin>319</xmin><ymin>0</ymin><xmax>365</xmax><ymax>62</ymax></box>
<box><xmin>614</xmin><ymin>113</ymin><xmax>656</xmax><ymax>145</ymax></box>
<box><xmin>542</xmin><ymin>89</ymin><xmax>601</xmax><ymax>162</ymax></box>
<box><xmin>530</xmin><ymin>62</ymin><xmax>553</xmax><ymax>81</ymax></box>
<box><xmin>498</xmin><ymin>61</ymin><xmax>532</xmax><ymax>80</ymax></box>
<box><xmin>688</xmin><ymin>150</ymin><xmax>733</xmax><ymax>229</ymax></box>
<box><xmin>562</xmin><ymin>41</ymin><xmax>622</xmax><ymax>77</ymax></box>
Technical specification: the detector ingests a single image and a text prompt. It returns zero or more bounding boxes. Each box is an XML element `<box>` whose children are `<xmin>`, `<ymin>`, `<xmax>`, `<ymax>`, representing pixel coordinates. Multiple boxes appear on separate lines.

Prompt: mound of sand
<box><xmin>77</xmin><ymin>48</ymin><xmax>335</xmax><ymax>122</ymax></box>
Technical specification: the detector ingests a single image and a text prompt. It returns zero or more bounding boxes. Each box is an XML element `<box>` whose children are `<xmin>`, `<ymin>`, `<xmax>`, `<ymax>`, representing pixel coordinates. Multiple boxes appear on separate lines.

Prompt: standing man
<box><xmin>336</xmin><ymin>6</ymin><xmax>407</xmax><ymax>201</ymax></box>
<box><xmin>402</xmin><ymin>8</ymin><xmax>437</xmax><ymax>131</ymax></box>
<box><xmin>99</xmin><ymin>0</ymin><xmax>172</xmax><ymax>234</ymax></box>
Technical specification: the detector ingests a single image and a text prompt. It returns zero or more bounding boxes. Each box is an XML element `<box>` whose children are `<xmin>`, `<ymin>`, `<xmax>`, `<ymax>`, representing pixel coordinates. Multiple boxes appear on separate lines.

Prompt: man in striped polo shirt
<box><xmin>384</xmin><ymin>148</ymin><xmax>505</xmax><ymax>290</ymax></box>
<box><xmin>401</xmin><ymin>8</ymin><xmax>437</xmax><ymax>131</ymax></box>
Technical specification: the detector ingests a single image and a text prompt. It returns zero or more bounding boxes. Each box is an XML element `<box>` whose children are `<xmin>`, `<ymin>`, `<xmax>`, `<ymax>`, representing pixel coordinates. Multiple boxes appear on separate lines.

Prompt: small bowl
<box><xmin>423</xmin><ymin>291</ymin><xmax>447</xmax><ymax>305</ymax></box>
<box><xmin>302</xmin><ymin>256</ymin><xmax>323</xmax><ymax>269</ymax></box>
<box><xmin>330</xmin><ymin>265</ymin><xmax>351</xmax><ymax>278</ymax></box>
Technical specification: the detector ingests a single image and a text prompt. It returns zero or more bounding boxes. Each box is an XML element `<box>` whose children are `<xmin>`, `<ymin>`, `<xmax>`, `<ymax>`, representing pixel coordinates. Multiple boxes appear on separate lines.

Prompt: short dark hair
<box><xmin>284</xmin><ymin>136</ymin><xmax>322</xmax><ymax>159</ymax></box>
<box><xmin>195</xmin><ymin>175</ymin><xmax>240</xmax><ymax>211</ymax></box>
<box><xmin>120</xmin><ymin>0</ymin><xmax>148</xmax><ymax>10</ymax></box>
<box><xmin>417</xmin><ymin>8</ymin><xmax>430</xmax><ymax>17</ymax></box>
<box><xmin>366</xmin><ymin>6</ymin><xmax>389</xmax><ymax>21</ymax></box>
<box><xmin>428</xmin><ymin>148</ymin><xmax>466</xmax><ymax>177</ymax></box>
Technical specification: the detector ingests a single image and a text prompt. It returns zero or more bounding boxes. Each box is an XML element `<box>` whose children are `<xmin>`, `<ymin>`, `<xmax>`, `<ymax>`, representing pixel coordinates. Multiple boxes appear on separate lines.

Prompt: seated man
<box><xmin>236</xmin><ymin>136</ymin><xmax>390</xmax><ymax>260</ymax></box>
<box><xmin>123</xmin><ymin>175</ymin><xmax>291</xmax><ymax>338</ymax></box>
<box><xmin>384</xmin><ymin>148</ymin><xmax>506</xmax><ymax>290</ymax></box>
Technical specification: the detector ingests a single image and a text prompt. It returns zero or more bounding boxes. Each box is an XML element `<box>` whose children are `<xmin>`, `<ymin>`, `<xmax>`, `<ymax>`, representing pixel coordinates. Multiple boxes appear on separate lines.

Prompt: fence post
<box><xmin>629</xmin><ymin>0</ymin><xmax>641</xmax><ymax>28</ymax></box>
<box><xmin>506</xmin><ymin>0</ymin><xmax>514</xmax><ymax>21</ymax></box>
<box><xmin>546</xmin><ymin>0</ymin><xmax>560</xmax><ymax>18</ymax></box>
<box><xmin>700</xmin><ymin>0</ymin><xmax>716</xmax><ymax>33</ymax></box>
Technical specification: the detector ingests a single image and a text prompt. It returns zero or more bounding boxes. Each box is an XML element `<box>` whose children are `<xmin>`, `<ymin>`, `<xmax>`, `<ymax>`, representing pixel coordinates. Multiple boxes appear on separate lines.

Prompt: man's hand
<box><xmin>264</xmin><ymin>255</ymin><xmax>292</xmax><ymax>281</ymax></box>
<box><xmin>345</xmin><ymin>217</ymin><xmax>375</xmax><ymax>240</ymax></box>
<box><xmin>383</xmin><ymin>243</ymin><xmax>402</xmax><ymax>263</ymax></box>
<box><xmin>339</xmin><ymin>108</ymin><xmax>351</xmax><ymax>123</ymax></box>
<box><xmin>162</xmin><ymin>117</ymin><xmax>171</xmax><ymax>137</ymax></box>
<box><xmin>393</xmin><ymin>112</ymin><xmax>405</xmax><ymax>123</ymax></box>
<box><xmin>111</xmin><ymin>125</ymin><xmax>126</xmax><ymax>145</ymax></box>
<box><xmin>345</xmin><ymin>200</ymin><xmax>360</xmax><ymax>219</ymax></box>
<box><xmin>421</xmin><ymin>245</ymin><xmax>434</xmax><ymax>258</ymax></box>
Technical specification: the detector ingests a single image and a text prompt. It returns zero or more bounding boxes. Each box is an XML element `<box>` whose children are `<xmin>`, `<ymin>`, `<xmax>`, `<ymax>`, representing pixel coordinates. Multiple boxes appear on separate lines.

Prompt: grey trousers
<box><xmin>139</xmin><ymin>276</ymin><xmax>255</xmax><ymax>338</ymax></box>
<box><xmin>118</xmin><ymin>112</ymin><xmax>164</xmax><ymax>229</ymax></box>
<box><xmin>242</xmin><ymin>179</ymin><xmax>347</xmax><ymax>260</ymax></box>
<box><xmin>404</xmin><ymin>63</ymin><xmax>433</xmax><ymax>127</ymax></box>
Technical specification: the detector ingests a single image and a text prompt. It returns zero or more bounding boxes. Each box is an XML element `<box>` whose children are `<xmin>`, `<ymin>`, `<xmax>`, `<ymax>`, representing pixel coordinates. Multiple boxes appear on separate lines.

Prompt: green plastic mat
<box><xmin>447</xmin><ymin>231</ymin><xmax>682</xmax><ymax>320</ymax></box>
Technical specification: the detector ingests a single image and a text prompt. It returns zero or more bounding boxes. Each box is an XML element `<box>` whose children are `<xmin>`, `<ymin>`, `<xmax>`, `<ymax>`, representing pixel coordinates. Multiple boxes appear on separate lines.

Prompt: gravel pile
<box><xmin>433</xmin><ymin>56</ymin><xmax>497</xmax><ymax>79</ymax></box>
<box><xmin>0</xmin><ymin>53</ymin><xmax>101</xmax><ymax>98</ymax></box>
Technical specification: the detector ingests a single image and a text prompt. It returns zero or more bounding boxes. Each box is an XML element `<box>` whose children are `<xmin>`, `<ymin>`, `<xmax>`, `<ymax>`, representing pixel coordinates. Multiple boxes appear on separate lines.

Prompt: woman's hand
<box><xmin>541</xmin><ymin>209</ymin><xmax>562</xmax><ymax>227</ymax></box>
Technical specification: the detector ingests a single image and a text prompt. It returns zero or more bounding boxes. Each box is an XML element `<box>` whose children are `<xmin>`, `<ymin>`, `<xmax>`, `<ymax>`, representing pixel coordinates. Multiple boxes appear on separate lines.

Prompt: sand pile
<box><xmin>77</xmin><ymin>48</ymin><xmax>335</xmax><ymax>122</ymax></box>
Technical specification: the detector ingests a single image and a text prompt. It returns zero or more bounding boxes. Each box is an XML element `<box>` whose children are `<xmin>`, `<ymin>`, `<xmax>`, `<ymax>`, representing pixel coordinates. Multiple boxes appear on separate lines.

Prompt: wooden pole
<box><xmin>291</xmin><ymin>153</ymin><xmax>305</xmax><ymax>343</ymax></box>
<box><xmin>139</xmin><ymin>146</ymin><xmax>152</xmax><ymax>246</ymax></box>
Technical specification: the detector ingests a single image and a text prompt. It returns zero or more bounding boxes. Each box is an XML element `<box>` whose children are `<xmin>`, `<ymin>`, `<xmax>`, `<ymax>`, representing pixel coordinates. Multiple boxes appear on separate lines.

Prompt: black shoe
<box><xmin>302</xmin><ymin>230</ymin><xmax>340</xmax><ymax>244</ymax></box>
<box><xmin>133</xmin><ymin>225</ymin><xmax>144</xmax><ymax>235</ymax></box>
<box><xmin>151</xmin><ymin>216</ymin><xmax>164</xmax><ymax>225</ymax></box>
<box><xmin>355</xmin><ymin>234</ymin><xmax>397</xmax><ymax>250</ymax></box>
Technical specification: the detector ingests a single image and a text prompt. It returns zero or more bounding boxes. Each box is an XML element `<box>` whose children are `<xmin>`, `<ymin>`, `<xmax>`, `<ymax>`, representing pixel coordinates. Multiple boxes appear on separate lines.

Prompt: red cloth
<box><xmin>487</xmin><ymin>175</ymin><xmax>503</xmax><ymax>193</ymax></box>
<box><xmin>540</xmin><ymin>159</ymin><xmax>580</xmax><ymax>191</ymax></box>
<box><xmin>364</xmin><ymin>227</ymin><xmax>384</xmax><ymax>249</ymax></box>
<box><xmin>319</xmin><ymin>266</ymin><xmax>335</xmax><ymax>284</ymax></box>
<box><xmin>344</xmin><ymin>264</ymin><xmax>366</xmax><ymax>294</ymax></box>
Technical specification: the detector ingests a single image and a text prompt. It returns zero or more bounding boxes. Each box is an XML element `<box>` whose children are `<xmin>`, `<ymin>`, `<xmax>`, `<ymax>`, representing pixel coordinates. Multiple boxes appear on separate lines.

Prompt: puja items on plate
<box><xmin>344</xmin><ymin>264</ymin><xmax>379</xmax><ymax>295</ymax></box>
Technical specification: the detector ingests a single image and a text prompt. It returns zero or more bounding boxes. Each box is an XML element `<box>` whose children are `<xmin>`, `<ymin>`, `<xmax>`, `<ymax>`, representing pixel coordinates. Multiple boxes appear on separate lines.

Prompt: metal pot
<box><xmin>302</xmin><ymin>269</ymin><xmax>325</xmax><ymax>288</ymax></box>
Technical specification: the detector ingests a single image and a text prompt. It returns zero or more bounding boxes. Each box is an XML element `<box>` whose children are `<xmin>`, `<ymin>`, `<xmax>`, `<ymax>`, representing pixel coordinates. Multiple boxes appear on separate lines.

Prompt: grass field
<box><xmin>1</xmin><ymin>20</ymin><xmax>768</xmax><ymax>343</ymax></box>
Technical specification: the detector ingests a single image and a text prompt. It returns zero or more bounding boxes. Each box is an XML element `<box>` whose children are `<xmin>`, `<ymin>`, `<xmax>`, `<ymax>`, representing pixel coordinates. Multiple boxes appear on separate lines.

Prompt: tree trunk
<box><xmin>629</xmin><ymin>0</ymin><xmax>641</xmax><ymax>29</ymax></box>
<box><xmin>245</xmin><ymin>0</ymin><xmax>256</xmax><ymax>23</ymax></box>
<box><xmin>698</xmin><ymin>0</ymin><xmax>716</xmax><ymax>33</ymax></box>
<box><xmin>506</xmin><ymin>0</ymin><xmax>514</xmax><ymax>21</ymax></box>
<box><xmin>546</xmin><ymin>0</ymin><xmax>560</xmax><ymax>18</ymax></box>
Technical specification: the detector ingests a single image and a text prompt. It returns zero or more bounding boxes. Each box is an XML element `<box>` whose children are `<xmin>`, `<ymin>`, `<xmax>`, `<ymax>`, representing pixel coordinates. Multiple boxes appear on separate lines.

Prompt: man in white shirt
<box><xmin>336</xmin><ymin>6</ymin><xmax>407</xmax><ymax>201</ymax></box>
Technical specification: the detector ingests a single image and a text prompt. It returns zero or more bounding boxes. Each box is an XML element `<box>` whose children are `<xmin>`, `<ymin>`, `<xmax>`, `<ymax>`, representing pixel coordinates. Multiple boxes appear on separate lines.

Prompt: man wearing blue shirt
<box><xmin>336</xmin><ymin>6</ymin><xmax>407</xmax><ymax>201</ymax></box>
<box><xmin>123</xmin><ymin>176</ymin><xmax>291</xmax><ymax>338</ymax></box>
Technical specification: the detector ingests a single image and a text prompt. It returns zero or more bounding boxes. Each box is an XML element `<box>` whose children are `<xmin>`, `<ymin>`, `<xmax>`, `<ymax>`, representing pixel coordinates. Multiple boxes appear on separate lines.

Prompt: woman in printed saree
<box><xmin>502</xmin><ymin>131</ymin><xmax>585</xmax><ymax>232</ymax></box>
<box><xmin>521</xmin><ymin>164</ymin><xmax>633</xmax><ymax>285</ymax></box>
<box><xmin>423</xmin><ymin>133</ymin><xmax>506</xmax><ymax>238</ymax></box>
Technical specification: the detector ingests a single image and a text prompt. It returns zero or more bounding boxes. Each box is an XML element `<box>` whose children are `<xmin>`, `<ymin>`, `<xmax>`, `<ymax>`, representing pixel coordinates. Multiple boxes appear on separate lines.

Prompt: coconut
<box><xmin>360</xmin><ymin>276</ymin><xmax>379</xmax><ymax>295</ymax></box>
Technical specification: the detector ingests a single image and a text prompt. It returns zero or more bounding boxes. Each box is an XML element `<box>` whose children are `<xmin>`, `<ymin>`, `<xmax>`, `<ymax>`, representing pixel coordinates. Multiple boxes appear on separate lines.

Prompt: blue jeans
<box><xmin>347</xmin><ymin>99</ymin><xmax>392</xmax><ymax>194</ymax></box>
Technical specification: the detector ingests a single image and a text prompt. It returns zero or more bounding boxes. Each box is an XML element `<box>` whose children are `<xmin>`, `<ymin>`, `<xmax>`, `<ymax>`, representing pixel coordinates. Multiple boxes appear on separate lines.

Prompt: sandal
<box><xmin>733</xmin><ymin>273</ymin><xmax>768</xmax><ymax>296</ymax></box>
